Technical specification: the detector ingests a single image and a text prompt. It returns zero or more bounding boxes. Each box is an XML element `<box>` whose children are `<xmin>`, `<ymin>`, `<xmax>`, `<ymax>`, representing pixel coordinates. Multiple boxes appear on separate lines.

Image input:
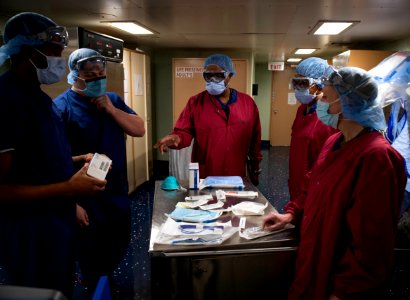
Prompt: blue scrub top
<box><xmin>54</xmin><ymin>89</ymin><xmax>136</xmax><ymax>199</ymax></box>
<box><xmin>0</xmin><ymin>71</ymin><xmax>75</xmax><ymax>214</ymax></box>
<box><xmin>0</xmin><ymin>71</ymin><xmax>77</xmax><ymax>295</ymax></box>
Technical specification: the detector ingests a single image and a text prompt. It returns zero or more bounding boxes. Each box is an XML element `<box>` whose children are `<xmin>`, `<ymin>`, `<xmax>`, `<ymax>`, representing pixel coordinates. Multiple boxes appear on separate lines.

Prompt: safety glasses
<box><xmin>76</xmin><ymin>56</ymin><xmax>106</xmax><ymax>72</ymax></box>
<box><xmin>291</xmin><ymin>77</ymin><xmax>318</xmax><ymax>90</ymax></box>
<box><xmin>34</xmin><ymin>26</ymin><xmax>69</xmax><ymax>47</ymax></box>
<box><xmin>203</xmin><ymin>71</ymin><xmax>228</xmax><ymax>83</ymax></box>
<box><xmin>320</xmin><ymin>67</ymin><xmax>373</xmax><ymax>100</ymax></box>
<box><xmin>320</xmin><ymin>67</ymin><xmax>344</xmax><ymax>86</ymax></box>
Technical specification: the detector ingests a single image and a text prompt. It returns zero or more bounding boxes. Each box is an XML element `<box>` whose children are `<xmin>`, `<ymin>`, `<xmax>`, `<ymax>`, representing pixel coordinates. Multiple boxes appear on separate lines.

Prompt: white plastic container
<box><xmin>189</xmin><ymin>162</ymin><xmax>200</xmax><ymax>190</ymax></box>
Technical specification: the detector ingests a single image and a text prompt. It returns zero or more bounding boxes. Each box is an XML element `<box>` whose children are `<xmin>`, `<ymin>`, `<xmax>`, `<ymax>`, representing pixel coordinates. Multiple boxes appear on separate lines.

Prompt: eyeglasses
<box><xmin>76</xmin><ymin>56</ymin><xmax>106</xmax><ymax>72</ymax></box>
<box><xmin>291</xmin><ymin>77</ymin><xmax>318</xmax><ymax>90</ymax></box>
<box><xmin>33</xmin><ymin>26</ymin><xmax>69</xmax><ymax>48</ymax></box>
<box><xmin>203</xmin><ymin>71</ymin><xmax>228</xmax><ymax>83</ymax></box>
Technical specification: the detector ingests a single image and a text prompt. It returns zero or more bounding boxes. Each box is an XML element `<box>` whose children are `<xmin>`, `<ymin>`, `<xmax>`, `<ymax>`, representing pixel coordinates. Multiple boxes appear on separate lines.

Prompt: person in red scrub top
<box><xmin>154</xmin><ymin>54</ymin><xmax>262</xmax><ymax>185</ymax></box>
<box><xmin>288</xmin><ymin>57</ymin><xmax>338</xmax><ymax>202</ymax></box>
<box><xmin>263</xmin><ymin>66</ymin><xmax>406</xmax><ymax>300</ymax></box>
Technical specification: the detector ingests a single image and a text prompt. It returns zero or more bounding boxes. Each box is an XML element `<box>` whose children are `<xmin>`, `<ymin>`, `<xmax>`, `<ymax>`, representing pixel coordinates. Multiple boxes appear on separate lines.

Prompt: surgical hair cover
<box><xmin>0</xmin><ymin>12</ymin><xmax>58</xmax><ymax>65</ymax></box>
<box><xmin>67</xmin><ymin>48</ymin><xmax>104</xmax><ymax>84</ymax></box>
<box><xmin>296</xmin><ymin>57</ymin><xmax>329</xmax><ymax>79</ymax></box>
<box><xmin>204</xmin><ymin>54</ymin><xmax>236</xmax><ymax>76</ymax></box>
<box><xmin>369</xmin><ymin>51</ymin><xmax>410</xmax><ymax>108</ymax></box>
<box><xmin>327</xmin><ymin>66</ymin><xmax>386</xmax><ymax>130</ymax></box>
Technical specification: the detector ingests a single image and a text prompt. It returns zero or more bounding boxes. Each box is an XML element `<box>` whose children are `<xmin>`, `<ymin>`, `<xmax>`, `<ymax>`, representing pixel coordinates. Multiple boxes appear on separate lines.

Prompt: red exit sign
<box><xmin>268</xmin><ymin>62</ymin><xmax>284</xmax><ymax>71</ymax></box>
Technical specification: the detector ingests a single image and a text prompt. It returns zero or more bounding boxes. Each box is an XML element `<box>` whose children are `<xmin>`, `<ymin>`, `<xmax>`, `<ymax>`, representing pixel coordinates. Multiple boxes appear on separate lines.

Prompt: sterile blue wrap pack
<box><xmin>199</xmin><ymin>176</ymin><xmax>244</xmax><ymax>190</ymax></box>
<box><xmin>168</xmin><ymin>207</ymin><xmax>222</xmax><ymax>222</ymax></box>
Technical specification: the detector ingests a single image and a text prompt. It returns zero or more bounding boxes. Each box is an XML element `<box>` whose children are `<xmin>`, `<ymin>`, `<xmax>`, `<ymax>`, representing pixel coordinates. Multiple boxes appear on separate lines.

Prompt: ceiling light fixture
<box><xmin>310</xmin><ymin>20</ymin><xmax>359</xmax><ymax>35</ymax></box>
<box><xmin>287</xmin><ymin>58</ymin><xmax>302</xmax><ymax>63</ymax></box>
<box><xmin>294</xmin><ymin>48</ymin><xmax>317</xmax><ymax>55</ymax></box>
<box><xmin>106</xmin><ymin>21</ymin><xmax>154</xmax><ymax>35</ymax></box>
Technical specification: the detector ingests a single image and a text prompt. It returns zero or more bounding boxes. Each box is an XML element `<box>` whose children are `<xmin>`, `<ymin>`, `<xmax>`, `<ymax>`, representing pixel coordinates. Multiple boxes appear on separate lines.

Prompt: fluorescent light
<box><xmin>312</xmin><ymin>21</ymin><xmax>356</xmax><ymax>35</ymax></box>
<box><xmin>294</xmin><ymin>48</ymin><xmax>317</xmax><ymax>55</ymax></box>
<box><xmin>287</xmin><ymin>58</ymin><xmax>302</xmax><ymax>62</ymax></box>
<box><xmin>109</xmin><ymin>22</ymin><xmax>154</xmax><ymax>34</ymax></box>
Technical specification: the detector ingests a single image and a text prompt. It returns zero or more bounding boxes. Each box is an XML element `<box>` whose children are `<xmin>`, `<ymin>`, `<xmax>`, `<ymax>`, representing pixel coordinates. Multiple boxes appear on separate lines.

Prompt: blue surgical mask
<box><xmin>77</xmin><ymin>76</ymin><xmax>107</xmax><ymax>97</ymax></box>
<box><xmin>206</xmin><ymin>81</ymin><xmax>227</xmax><ymax>96</ymax></box>
<box><xmin>161</xmin><ymin>176</ymin><xmax>187</xmax><ymax>191</ymax></box>
<box><xmin>316</xmin><ymin>99</ymin><xmax>340</xmax><ymax>129</ymax></box>
<box><xmin>295</xmin><ymin>89</ymin><xmax>316</xmax><ymax>104</ymax></box>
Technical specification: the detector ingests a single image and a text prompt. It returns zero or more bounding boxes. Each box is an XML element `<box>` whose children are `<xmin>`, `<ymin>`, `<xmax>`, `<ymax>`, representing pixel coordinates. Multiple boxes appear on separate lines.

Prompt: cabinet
<box><xmin>123</xmin><ymin>49</ymin><xmax>153</xmax><ymax>193</ymax></box>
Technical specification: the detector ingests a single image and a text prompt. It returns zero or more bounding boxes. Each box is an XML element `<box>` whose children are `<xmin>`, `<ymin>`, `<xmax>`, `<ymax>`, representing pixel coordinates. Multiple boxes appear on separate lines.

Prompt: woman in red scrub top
<box><xmin>263</xmin><ymin>67</ymin><xmax>406</xmax><ymax>300</ymax></box>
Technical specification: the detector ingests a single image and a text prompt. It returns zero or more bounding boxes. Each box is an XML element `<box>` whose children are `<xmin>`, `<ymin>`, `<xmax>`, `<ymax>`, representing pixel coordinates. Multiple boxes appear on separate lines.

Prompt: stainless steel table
<box><xmin>149</xmin><ymin>178</ymin><xmax>298</xmax><ymax>300</ymax></box>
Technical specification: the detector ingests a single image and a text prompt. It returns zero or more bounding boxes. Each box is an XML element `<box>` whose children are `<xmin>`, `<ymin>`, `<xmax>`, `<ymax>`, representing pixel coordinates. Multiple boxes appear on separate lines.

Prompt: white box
<box><xmin>189</xmin><ymin>162</ymin><xmax>199</xmax><ymax>190</ymax></box>
<box><xmin>86</xmin><ymin>153</ymin><xmax>112</xmax><ymax>180</ymax></box>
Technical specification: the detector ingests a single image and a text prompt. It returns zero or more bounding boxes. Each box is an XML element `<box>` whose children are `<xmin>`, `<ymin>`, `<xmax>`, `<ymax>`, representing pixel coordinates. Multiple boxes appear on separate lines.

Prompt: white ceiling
<box><xmin>0</xmin><ymin>0</ymin><xmax>409</xmax><ymax>63</ymax></box>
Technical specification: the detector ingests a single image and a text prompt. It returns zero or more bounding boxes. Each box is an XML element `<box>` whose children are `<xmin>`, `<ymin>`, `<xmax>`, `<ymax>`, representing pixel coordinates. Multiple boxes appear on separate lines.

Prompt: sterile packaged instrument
<box><xmin>154</xmin><ymin>218</ymin><xmax>237</xmax><ymax>245</ymax></box>
<box><xmin>239</xmin><ymin>224</ymin><xmax>294</xmax><ymax>240</ymax></box>
<box><xmin>199</xmin><ymin>200</ymin><xmax>225</xmax><ymax>210</ymax></box>
<box><xmin>231</xmin><ymin>201</ymin><xmax>268</xmax><ymax>216</ymax></box>
<box><xmin>224</xmin><ymin>191</ymin><xmax>258</xmax><ymax>198</ymax></box>
<box><xmin>215</xmin><ymin>190</ymin><xmax>226</xmax><ymax>202</ymax></box>
<box><xmin>176</xmin><ymin>198</ymin><xmax>210</xmax><ymax>208</ymax></box>
<box><xmin>184</xmin><ymin>194</ymin><xmax>213</xmax><ymax>201</ymax></box>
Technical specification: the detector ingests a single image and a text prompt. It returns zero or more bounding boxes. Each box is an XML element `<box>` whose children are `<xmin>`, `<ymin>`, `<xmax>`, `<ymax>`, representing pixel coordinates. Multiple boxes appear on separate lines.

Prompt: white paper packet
<box><xmin>239</xmin><ymin>224</ymin><xmax>295</xmax><ymax>240</ymax></box>
<box><xmin>231</xmin><ymin>201</ymin><xmax>268</xmax><ymax>216</ymax></box>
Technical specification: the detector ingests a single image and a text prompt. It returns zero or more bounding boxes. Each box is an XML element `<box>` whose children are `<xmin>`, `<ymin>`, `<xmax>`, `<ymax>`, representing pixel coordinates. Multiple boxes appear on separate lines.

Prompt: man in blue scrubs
<box><xmin>54</xmin><ymin>48</ymin><xmax>145</xmax><ymax>296</ymax></box>
<box><xmin>0</xmin><ymin>13</ymin><xmax>107</xmax><ymax>298</ymax></box>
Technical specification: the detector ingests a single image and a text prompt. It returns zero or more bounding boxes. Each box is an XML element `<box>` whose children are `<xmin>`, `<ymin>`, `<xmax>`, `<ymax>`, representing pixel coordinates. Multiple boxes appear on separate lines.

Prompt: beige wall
<box><xmin>334</xmin><ymin>50</ymin><xmax>395</xmax><ymax>70</ymax></box>
<box><xmin>123</xmin><ymin>49</ymin><xmax>152</xmax><ymax>192</ymax></box>
<box><xmin>269</xmin><ymin>66</ymin><xmax>299</xmax><ymax>146</ymax></box>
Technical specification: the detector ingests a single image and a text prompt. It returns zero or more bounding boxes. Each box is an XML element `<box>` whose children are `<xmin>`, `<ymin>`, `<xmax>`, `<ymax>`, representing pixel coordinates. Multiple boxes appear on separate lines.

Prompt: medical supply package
<box><xmin>167</xmin><ymin>207</ymin><xmax>222</xmax><ymax>222</ymax></box>
<box><xmin>199</xmin><ymin>176</ymin><xmax>245</xmax><ymax>190</ymax></box>
<box><xmin>224</xmin><ymin>191</ymin><xmax>258</xmax><ymax>198</ymax></box>
<box><xmin>154</xmin><ymin>218</ymin><xmax>237</xmax><ymax>245</ymax></box>
<box><xmin>231</xmin><ymin>201</ymin><xmax>268</xmax><ymax>216</ymax></box>
<box><xmin>239</xmin><ymin>224</ymin><xmax>295</xmax><ymax>240</ymax></box>
<box><xmin>86</xmin><ymin>153</ymin><xmax>112</xmax><ymax>180</ymax></box>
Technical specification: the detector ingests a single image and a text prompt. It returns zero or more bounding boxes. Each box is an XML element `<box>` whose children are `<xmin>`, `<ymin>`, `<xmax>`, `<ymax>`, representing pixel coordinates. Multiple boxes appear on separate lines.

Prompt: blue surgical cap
<box><xmin>204</xmin><ymin>54</ymin><xmax>236</xmax><ymax>76</ymax></box>
<box><xmin>67</xmin><ymin>48</ymin><xmax>104</xmax><ymax>84</ymax></box>
<box><xmin>296</xmin><ymin>57</ymin><xmax>329</xmax><ymax>79</ymax></box>
<box><xmin>0</xmin><ymin>12</ymin><xmax>58</xmax><ymax>65</ymax></box>
<box><xmin>327</xmin><ymin>67</ymin><xmax>386</xmax><ymax>130</ymax></box>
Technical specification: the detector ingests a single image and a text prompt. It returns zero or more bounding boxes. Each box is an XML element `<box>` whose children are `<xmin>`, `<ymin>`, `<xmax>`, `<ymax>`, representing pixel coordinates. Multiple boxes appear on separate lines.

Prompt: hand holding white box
<box><xmin>86</xmin><ymin>153</ymin><xmax>112</xmax><ymax>180</ymax></box>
